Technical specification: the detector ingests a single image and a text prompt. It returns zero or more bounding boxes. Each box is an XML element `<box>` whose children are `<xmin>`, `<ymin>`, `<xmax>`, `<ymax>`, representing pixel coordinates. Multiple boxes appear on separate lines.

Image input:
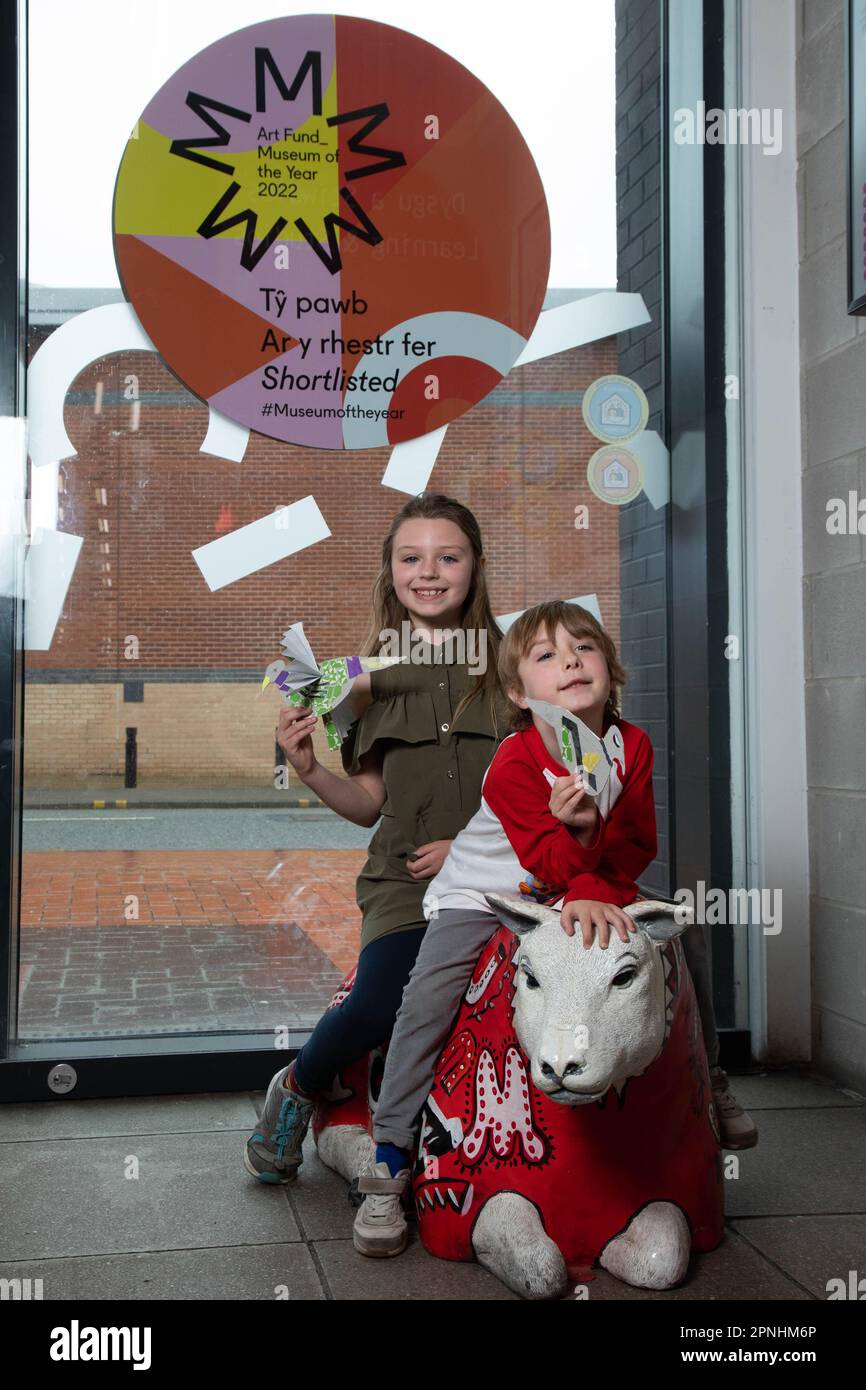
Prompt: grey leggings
<box><xmin>373</xmin><ymin>907</ymin><xmax>719</xmax><ymax>1150</ymax></box>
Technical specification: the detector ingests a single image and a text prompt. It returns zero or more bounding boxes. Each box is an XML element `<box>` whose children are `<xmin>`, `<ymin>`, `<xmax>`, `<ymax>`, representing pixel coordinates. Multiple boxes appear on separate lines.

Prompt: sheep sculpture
<box><xmin>313</xmin><ymin>893</ymin><xmax>725</xmax><ymax>1299</ymax></box>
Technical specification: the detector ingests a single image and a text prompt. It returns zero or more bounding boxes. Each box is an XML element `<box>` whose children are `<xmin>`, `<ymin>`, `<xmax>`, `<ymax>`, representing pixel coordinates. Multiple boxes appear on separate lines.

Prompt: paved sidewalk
<box><xmin>19</xmin><ymin>850</ymin><xmax>364</xmax><ymax>1038</ymax></box>
<box><xmin>25</xmin><ymin>785</ymin><xmax>326</xmax><ymax>810</ymax></box>
<box><xmin>0</xmin><ymin>1071</ymin><xmax>863</xmax><ymax>1299</ymax></box>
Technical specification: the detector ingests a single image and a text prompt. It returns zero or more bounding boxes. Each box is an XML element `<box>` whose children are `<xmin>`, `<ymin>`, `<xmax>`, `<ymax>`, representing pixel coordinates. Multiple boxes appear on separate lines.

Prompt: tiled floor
<box><xmin>0</xmin><ymin>1071</ymin><xmax>863</xmax><ymax>1300</ymax></box>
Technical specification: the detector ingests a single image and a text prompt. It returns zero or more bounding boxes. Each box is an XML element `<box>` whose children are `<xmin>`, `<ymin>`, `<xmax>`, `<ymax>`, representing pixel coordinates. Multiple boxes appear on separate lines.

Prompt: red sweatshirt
<box><xmin>421</xmin><ymin>716</ymin><xmax>657</xmax><ymax>916</ymax></box>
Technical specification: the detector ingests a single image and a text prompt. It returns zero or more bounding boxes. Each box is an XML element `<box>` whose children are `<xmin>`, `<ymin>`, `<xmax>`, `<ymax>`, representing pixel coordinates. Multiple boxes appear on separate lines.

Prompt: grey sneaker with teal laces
<box><xmin>244</xmin><ymin>1066</ymin><xmax>315</xmax><ymax>1184</ymax></box>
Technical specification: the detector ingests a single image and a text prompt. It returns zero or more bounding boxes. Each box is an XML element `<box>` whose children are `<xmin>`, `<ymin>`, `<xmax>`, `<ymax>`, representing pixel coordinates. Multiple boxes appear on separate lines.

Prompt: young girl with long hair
<box><xmin>244</xmin><ymin>493</ymin><xmax>510</xmax><ymax>1183</ymax></box>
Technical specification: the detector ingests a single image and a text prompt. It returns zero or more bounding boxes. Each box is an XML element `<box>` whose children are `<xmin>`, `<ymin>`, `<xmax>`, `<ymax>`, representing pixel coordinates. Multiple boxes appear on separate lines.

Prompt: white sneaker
<box><xmin>352</xmin><ymin>1161</ymin><xmax>411</xmax><ymax>1257</ymax></box>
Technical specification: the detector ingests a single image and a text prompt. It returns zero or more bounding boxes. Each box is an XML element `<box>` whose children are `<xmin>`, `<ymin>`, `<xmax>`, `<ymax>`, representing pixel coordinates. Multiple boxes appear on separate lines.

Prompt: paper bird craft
<box><xmin>261</xmin><ymin>621</ymin><xmax>401</xmax><ymax>750</ymax></box>
<box><xmin>525</xmin><ymin>698</ymin><xmax>626</xmax><ymax>798</ymax></box>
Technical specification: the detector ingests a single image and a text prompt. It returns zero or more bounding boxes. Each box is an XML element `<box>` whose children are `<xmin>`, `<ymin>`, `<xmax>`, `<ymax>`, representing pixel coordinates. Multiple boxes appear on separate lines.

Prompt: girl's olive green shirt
<box><xmin>340</xmin><ymin>656</ymin><xmax>511</xmax><ymax>952</ymax></box>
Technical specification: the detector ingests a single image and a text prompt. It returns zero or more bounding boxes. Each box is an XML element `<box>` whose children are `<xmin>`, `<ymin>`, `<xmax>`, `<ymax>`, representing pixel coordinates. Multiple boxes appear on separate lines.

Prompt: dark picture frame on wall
<box><xmin>846</xmin><ymin>0</ymin><xmax>866</xmax><ymax>313</ymax></box>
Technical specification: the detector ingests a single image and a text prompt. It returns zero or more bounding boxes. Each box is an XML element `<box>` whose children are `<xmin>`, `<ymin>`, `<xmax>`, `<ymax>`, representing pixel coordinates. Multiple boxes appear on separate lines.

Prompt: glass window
<box><xmin>13</xmin><ymin>1</ymin><xmax>688</xmax><ymax>1061</ymax></box>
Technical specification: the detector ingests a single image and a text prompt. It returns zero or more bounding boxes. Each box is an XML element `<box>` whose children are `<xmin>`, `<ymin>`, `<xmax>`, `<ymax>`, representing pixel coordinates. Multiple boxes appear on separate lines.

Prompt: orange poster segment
<box><xmin>332</xmin><ymin>16</ymin><xmax>481</xmax><ymax>206</ymax></box>
<box><xmin>115</xmin><ymin>235</ymin><xmax>293</xmax><ymax>399</ymax></box>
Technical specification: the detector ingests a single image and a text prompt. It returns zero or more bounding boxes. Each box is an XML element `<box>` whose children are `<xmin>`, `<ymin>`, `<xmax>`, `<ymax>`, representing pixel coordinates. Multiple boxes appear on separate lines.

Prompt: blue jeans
<box><xmin>292</xmin><ymin>925</ymin><xmax>427</xmax><ymax>1095</ymax></box>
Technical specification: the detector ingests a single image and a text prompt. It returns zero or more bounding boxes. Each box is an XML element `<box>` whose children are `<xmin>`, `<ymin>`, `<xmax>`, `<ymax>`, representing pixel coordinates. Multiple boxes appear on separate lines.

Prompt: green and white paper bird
<box><xmin>261</xmin><ymin>621</ymin><xmax>400</xmax><ymax>750</ymax></box>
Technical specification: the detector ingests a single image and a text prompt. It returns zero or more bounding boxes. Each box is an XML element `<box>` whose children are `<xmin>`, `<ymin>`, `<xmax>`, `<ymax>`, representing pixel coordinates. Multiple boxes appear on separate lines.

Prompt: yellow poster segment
<box><xmin>114</xmin><ymin>63</ymin><xmax>339</xmax><ymax>243</ymax></box>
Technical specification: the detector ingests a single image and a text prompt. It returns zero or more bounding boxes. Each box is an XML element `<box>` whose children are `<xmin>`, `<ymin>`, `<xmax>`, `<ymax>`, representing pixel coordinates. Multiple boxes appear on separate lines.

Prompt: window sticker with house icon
<box><xmin>582</xmin><ymin>373</ymin><xmax>649</xmax><ymax>443</ymax></box>
<box><xmin>587</xmin><ymin>443</ymin><xmax>644</xmax><ymax>505</ymax></box>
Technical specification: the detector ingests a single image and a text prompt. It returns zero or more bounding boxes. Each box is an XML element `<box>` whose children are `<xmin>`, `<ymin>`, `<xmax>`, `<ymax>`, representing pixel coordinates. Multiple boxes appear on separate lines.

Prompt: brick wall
<box><xmin>25</xmin><ymin>328</ymin><xmax>622</xmax><ymax>788</ymax></box>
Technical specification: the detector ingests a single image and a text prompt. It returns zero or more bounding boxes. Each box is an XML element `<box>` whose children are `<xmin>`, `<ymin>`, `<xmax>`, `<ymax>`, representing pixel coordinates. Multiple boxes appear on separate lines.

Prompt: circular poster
<box><xmin>113</xmin><ymin>15</ymin><xmax>551</xmax><ymax>450</ymax></box>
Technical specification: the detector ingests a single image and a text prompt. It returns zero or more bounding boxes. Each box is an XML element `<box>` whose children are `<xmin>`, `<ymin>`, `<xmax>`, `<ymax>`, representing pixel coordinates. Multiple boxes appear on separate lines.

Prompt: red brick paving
<box><xmin>21</xmin><ymin>849</ymin><xmax>366</xmax><ymax>973</ymax></box>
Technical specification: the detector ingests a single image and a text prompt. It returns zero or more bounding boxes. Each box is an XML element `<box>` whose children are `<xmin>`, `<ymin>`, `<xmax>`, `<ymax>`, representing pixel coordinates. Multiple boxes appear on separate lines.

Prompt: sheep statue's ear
<box><xmin>627</xmin><ymin>898</ymin><xmax>694</xmax><ymax>942</ymax></box>
<box><xmin>484</xmin><ymin>893</ymin><xmax>559</xmax><ymax>938</ymax></box>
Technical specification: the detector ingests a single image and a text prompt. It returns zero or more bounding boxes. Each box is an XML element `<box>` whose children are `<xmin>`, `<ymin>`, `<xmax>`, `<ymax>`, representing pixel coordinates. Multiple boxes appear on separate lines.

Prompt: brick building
<box><xmin>24</xmin><ymin>306</ymin><xmax>622</xmax><ymax>790</ymax></box>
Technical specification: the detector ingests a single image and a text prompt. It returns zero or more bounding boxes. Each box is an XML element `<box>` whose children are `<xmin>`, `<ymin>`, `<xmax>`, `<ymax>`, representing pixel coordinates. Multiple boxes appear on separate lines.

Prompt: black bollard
<box><xmin>125</xmin><ymin>727</ymin><xmax>137</xmax><ymax>788</ymax></box>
